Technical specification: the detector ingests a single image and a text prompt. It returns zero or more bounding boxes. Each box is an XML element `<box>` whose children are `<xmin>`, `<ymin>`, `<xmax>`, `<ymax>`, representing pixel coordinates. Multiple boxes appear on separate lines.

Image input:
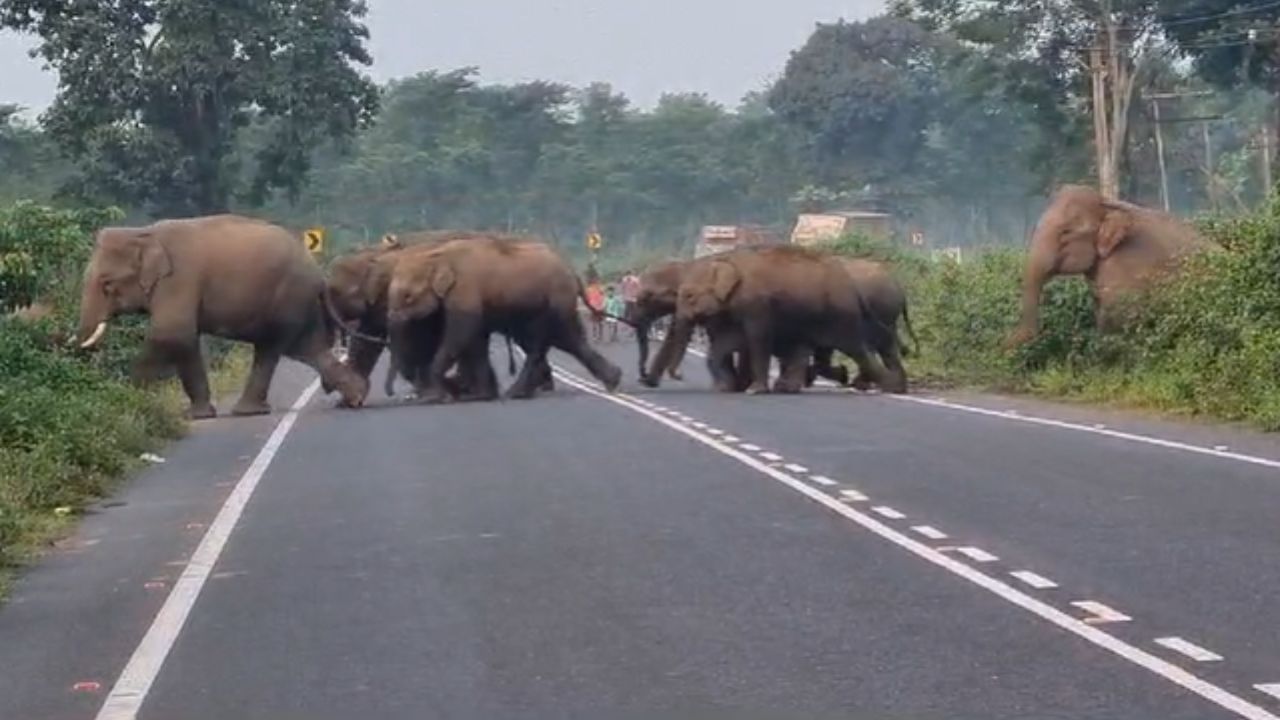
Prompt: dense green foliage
<box><xmin>1</xmin><ymin>0</ymin><xmax>380</xmax><ymax>216</ymax></box>
<box><xmin>0</xmin><ymin>204</ymin><xmax>189</xmax><ymax>575</ymax></box>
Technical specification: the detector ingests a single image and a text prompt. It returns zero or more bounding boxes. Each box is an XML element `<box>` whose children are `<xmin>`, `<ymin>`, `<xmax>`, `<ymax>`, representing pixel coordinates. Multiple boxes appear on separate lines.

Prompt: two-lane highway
<box><xmin>1</xmin><ymin>340</ymin><xmax>1279</xmax><ymax>719</ymax></box>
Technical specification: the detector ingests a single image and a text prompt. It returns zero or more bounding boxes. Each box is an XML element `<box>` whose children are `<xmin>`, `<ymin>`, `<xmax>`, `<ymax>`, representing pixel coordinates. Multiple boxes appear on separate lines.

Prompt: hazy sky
<box><xmin>1</xmin><ymin>0</ymin><xmax>884</xmax><ymax>116</ymax></box>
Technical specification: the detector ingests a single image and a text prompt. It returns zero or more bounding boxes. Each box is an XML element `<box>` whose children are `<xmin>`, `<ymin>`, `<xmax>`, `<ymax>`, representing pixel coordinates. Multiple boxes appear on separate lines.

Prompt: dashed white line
<box><xmin>548</xmin><ymin>367</ymin><xmax>1280</xmax><ymax>720</ymax></box>
<box><xmin>705</xmin><ymin>428</ymin><xmax>723</xmax><ymax>435</ymax></box>
<box><xmin>809</xmin><ymin>475</ymin><xmax>838</xmax><ymax>487</ymax></box>
<box><xmin>721</xmin><ymin>435</ymin><xmax>741</xmax><ymax>443</ymax></box>
<box><xmin>1072</xmin><ymin>601</ymin><xmax>1133</xmax><ymax>624</ymax></box>
<box><xmin>911</xmin><ymin>525</ymin><xmax>948</xmax><ymax>540</ymax></box>
<box><xmin>871</xmin><ymin>506</ymin><xmax>906</xmax><ymax>520</ymax></box>
<box><xmin>1255</xmin><ymin>684</ymin><xmax>1280</xmax><ymax>701</ymax></box>
<box><xmin>739</xmin><ymin>443</ymin><xmax>761</xmax><ymax>452</ymax></box>
<box><xmin>691</xmin><ymin>421</ymin><xmax>708</xmax><ymax>429</ymax></box>
<box><xmin>839</xmin><ymin>489</ymin><xmax>868</xmax><ymax>502</ymax></box>
<box><xmin>1156</xmin><ymin>637</ymin><xmax>1224</xmax><ymax>663</ymax></box>
<box><xmin>783</xmin><ymin>463</ymin><xmax>809</xmax><ymax>473</ymax></box>
<box><xmin>1010</xmin><ymin>571</ymin><xmax>1059</xmax><ymax>590</ymax></box>
<box><xmin>948</xmin><ymin>546</ymin><xmax>999</xmax><ymax>563</ymax></box>
<box><xmin>759</xmin><ymin>451</ymin><xmax>783</xmax><ymax>462</ymax></box>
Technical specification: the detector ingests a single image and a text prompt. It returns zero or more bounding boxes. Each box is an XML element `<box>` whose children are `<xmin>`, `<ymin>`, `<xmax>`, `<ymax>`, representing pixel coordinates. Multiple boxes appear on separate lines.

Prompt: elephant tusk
<box><xmin>80</xmin><ymin>322</ymin><xmax>108</xmax><ymax>349</ymax></box>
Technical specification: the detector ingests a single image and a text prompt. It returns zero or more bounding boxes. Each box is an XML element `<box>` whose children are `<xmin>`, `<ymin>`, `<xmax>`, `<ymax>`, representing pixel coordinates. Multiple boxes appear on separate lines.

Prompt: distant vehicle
<box><xmin>693</xmin><ymin>224</ymin><xmax>783</xmax><ymax>258</ymax></box>
<box><xmin>790</xmin><ymin>211</ymin><xmax>893</xmax><ymax>247</ymax></box>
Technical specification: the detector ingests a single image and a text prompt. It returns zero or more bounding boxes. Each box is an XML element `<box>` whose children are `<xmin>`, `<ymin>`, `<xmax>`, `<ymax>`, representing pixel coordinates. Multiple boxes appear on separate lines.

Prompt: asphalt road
<box><xmin>2</xmin><ymin>336</ymin><xmax>1280</xmax><ymax>720</ymax></box>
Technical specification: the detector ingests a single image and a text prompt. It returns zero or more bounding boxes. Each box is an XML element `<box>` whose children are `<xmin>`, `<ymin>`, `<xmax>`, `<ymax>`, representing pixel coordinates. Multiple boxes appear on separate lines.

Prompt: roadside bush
<box><xmin>0</xmin><ymin>203</ymin><xmax>187</xmax><ymax>577</ymax></box>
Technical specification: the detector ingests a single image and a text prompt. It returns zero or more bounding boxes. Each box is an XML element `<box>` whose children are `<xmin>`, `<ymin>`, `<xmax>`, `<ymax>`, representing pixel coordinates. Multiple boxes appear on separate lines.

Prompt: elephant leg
<box><xmin>507</xmin><ymin>342</ymin><xmax>549</xmax><ymax>400</ymax></box>
<box><xmin>168</xmin><ymin>340</ymin><xmax>215</xmax><ymax>420</ymax></box>
<box><xmin>553</xmin><ymin>314</ymin><xmax>622</xmax><ymax>393</ymax></box>
<box><xmin>810</xmin><ymin>347</ymin><xmax>850</xmax><ymax>388</ymax></box>
<box><xmin>834</xmin><ymin>331</ymin><xmax>902</xmax><ymax>394</ymax></box>
<box><xmin>457</xmin><ymin>336</ymin><xmax>499</xmax><ymax>402</ymax></box>
<box><xmin>706</xmin><ymin>331</ymin><xmax>741</xmax><ymax>393</ymax></box>
<box><xmin>420</xmin><ymin>314</ymin><xmax>480</xmax><ymax>404</ymax></box>
<box><xmin>741</xmin><ymin>319</ymin><xmax>772</xmax><ymax>395</ymax></box>
<box><xmin>773</xmin><ymin>344</ymin><xmax>810</xmax><ymax>394</ymax></box>
<box><xmin>232</xmin><ymin>343</ymin><xmax>280</xmax><ymax>416</ymax></box>
<box><xmin>383</xmin><ymin>354</ymin><xmax>399</xmax><ymax>397</ymax></box>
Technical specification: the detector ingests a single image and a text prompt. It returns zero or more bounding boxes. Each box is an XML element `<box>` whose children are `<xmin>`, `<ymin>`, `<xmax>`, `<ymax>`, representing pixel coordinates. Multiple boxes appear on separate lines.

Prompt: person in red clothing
<box><xmin>584</xmin><ymin>280</ymin><xmax>605</xmax><ymax>341</ymax></box>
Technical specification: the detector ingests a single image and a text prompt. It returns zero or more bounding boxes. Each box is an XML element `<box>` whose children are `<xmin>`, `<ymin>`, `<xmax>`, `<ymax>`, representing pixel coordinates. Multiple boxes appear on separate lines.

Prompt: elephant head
<box><xmin>677</xmin><ymin>258</ymin><xmax>739</xmax><ymax>322</ymax></box>
<box><xmin>386</xmin><ymin>252</ymin><xmax>453</xmax><ymax>327</ymax></box>
<box><xmin>77</xmin><ymin>228</ymin><xmax>174</xmax><ymax>349</ymax></box>
<box><xmin>627</xmin><ymin>260</ymin><xmax>684</xmax><ymax>378</ymax></box>
<box><xmin>1008</xmin><ymin>185</ymin><xmax>1158</xmax><ymax>348</ymax></box>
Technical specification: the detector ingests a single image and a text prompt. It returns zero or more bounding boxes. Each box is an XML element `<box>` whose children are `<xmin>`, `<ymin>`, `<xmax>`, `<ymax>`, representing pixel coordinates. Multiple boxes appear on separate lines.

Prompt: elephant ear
<box><xmin>136</xmin><ymin>234</ymin><xmax>173</xmax><ymax>295</ymax></box>
<box><xmin>1097</xmin><ymin>204</ymin><xmax>1133</xmax><ymax>259</ymax></box>
<box><xmin>710</xmin><ymin>261</ymin><xmax>740</xmax><ymax>303</ymax></box>
<box><xmin>431</xmin><ymin>262</ymin><xmax>457</xmax><ymax>298</ymax></box>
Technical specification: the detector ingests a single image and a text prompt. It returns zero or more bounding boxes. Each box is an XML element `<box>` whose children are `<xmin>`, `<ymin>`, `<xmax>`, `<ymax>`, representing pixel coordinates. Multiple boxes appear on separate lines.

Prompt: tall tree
<box><xmin>1</xmin><ymin>0</ymin><xmax>380</xmax><ymax>217</ymax></box>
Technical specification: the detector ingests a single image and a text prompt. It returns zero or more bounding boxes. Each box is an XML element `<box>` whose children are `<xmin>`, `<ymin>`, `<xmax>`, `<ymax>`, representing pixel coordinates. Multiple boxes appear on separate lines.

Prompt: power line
<box><xmin>1154</xmin><ymin>0</ymin><xmax>1280</xmax><ymax>30</ymax></box>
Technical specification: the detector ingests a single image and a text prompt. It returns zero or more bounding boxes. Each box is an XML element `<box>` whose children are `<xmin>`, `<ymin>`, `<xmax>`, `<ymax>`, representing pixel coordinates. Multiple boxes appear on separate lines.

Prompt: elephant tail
<box><xmin>321</xmin><ymin>287</ymin><xmax>389</xmax><ymax>346</ymax></box>
<box><xmin>506</xmin><ymin>336</ymin><xmax>517</xmax><ymax>376</ymax></box>
<box><xmin>900</xmin><ymin>298</ymin><xmax>920</xmax><ymax>358</ymax></box>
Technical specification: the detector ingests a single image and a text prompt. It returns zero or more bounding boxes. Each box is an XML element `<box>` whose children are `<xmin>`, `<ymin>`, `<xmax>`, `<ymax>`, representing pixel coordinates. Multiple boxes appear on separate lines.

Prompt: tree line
<box><xmin>4</xmin><ymin>0</ymin><xmax>1280</xmax><ymax>257</ymax></box>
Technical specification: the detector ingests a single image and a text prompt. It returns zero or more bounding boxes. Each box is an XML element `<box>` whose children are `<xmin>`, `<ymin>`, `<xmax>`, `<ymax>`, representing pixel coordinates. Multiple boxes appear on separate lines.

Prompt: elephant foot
<box><xmin>772</xmin><ymin>378</ymin><xmax>803</xmax><ymax>394</ymax></box>
<box><xmin>600</xmin><ymin>364</ymin><xmax>623</xmax><ymax>393</ymax></box>
<box><xmin>504</xmin><ymin>385</ymin><xmax>537</xmax><ymax>400</ymax></box>
<box><xmin>714</xmin><ymin>380</ymin><xmax>740</xmax><ymax>393</ymax></box>
<box><xmin>668</xmin><ymin>368</ymin><xmax>683</xmax><ymax>381</ymax></box>
<box><xmin>850</xmin><ymin>375</ymin><xmax>874</xmax><ymax>392</ymax></box>
<box><xmin>231</xmin><ymin>399</ymin><xmax>272</xmax><ymax>417</ymax></box>
<box><xmin>639</xmin><ymin>373</ymin><xmax>661</xmax><ymax>389</ymax></box>
<box><xmin>186</xmin><ymin>404</ymin><xmax>218</xmax><ymax>421</ymax></box>
<box><xmin>539</xmin><ymin>377</ymin><xmax>556</xmax><ymax>393</ymax></box>
<box><xmin>414</xmin><ymin>390</ymin><xmax>453</xmax><ymax>405</ymax></box>
<box><xmin>745</xmin><ymin>383</ymin><xmax>770</xmax><ymax>396</ymax></box>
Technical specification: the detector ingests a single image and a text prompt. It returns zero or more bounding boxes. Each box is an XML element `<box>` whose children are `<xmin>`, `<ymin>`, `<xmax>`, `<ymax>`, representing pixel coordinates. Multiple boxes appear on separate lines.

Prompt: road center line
<box><xmin>95</xmin><ymin>380</ymin><xmax>321</xmax><ymax>720</ymax></box>
<box><xmin>1156</xmin><ymin>637</ymin><xmax>1225</xmax><ymax>663</ymax></box>
<box><xmin>551</xmin><ymin>367</ymin><xmax>1279</xmax><ymax>720</ymax></box>
<box><xmin>1071</xmin><ymin>601</ymin><xmax>1133</xmax><ymax>625</ymax></box>
<box><xmin>1010</xmin><ymin>571</ymin><xmax>1059</xmax><ymax>590</ymax></box>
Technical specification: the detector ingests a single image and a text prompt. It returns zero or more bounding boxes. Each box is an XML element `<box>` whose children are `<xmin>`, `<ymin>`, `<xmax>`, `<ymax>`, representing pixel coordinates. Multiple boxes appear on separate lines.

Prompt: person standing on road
<box><xmin>604</xmin><ymin>285</ymin><xmax>626</xmax><ymax>343</ymax></box>
<box><xmin>584</xmin><ymin>280</ymin><xmax>605</xmax><ymax>341</ymax></box>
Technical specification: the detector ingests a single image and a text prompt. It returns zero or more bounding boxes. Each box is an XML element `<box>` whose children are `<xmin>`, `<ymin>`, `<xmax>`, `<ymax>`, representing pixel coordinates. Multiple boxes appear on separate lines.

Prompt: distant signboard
<box><xmin>694</xmin><ymin>224</ymin><xmax>781</xmax><ymax>258</ymax></box>
<box><xmin>931</xmin><ymin>246</ymin><xmax>964</xmax><ymax>264</ymax></box>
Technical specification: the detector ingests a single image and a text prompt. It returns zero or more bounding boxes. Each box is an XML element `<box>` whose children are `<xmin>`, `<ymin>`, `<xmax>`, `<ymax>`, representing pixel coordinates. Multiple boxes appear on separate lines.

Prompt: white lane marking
<box><xmin>1072</xmin><ymin>601</ymin><xmax>1133</xmax><ymax>624</ymax></box>
<box><xmin>722</xmin><ymin>435</ymin><xmax>741</xmax><ymax>443</ymax></box>
<box><xmin>893</xmin><ymin>396</ymin><xmax>1280</xmax><ymax>471</ymax></box>
<box><xmin>739</xmin><ymin>443</ymin><xmax>761</xmax><ymax>452</ymax></box>
<box><xmin>1256</xmin><ymin>684</ymin><xmax>1280</xmax><ymax>701</ymax></box>
<box><xmin>759</xmin><ymin>451</ymin><xmax>783</xmax><ymax>462</ymax></box>
<box><xmin>691</xmin><ymin>421</ymin><xmax>708</xmax><ymax>429</ymax></box>
<box><xmin>705</xmin><ymin>428</ymin><xmax>724</xmax><ymax>435</ymax></box>
<box><xmin>945</xmin><ymin>546</ymin><xmax>999</xmax><ymax>563</ymax></box>
<box><xmin>783</xmin><ymin>462</ymin><xmax>809</xmax><ymax>473</ymax></box>
<box><xmin>911</xmin><ymin>525</ymin><xmax>949</xmax><ymax>540</ymax></box>
<box><xmin>871</xmin><ymin>506</ymin><xmax>906</xmax><ymax>520</ymax></box>
<box><xmin>839</xmin><ymin>489</ymin><xmax>869</xmax><ymax>502</ymax></box>
<box><xmin>1156</xmin><ymin>637</ymin><xmax>1224</xmax><ymax>663</ymax></box>
<box><xmin>549</xmin><ymin>367</ymin><xmax>1280</xmax><ymax>720</ymax></box>
<box><xmin>96</xmin><ymin>380</ymin><xmax>321</xmax><ymax>720</ymax></box>
<box><xmin>809</xmin><ymin>475</ymin><xmax>838</xmax><ymax>487</ymax></box>
<box><xmin>1010</xmin><ymin>571</ymin><xmax>1059</xmax><ymax>590</ymax></box>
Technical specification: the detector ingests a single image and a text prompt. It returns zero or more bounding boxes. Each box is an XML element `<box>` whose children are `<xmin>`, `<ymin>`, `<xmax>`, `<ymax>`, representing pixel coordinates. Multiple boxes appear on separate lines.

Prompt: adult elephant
<box><xmin>324</xmin><ymin>237</ymin><xmax>529</xmax><ymax>401</ymax></box>
<box><xmin>1006</xmin><ymin>185</ymin><xmax>1216</xmax><ymax>348</ymax></box>
<box><xmin>385</xmin><ymin>236</ymin><xmax>622</xmax><ymax>403</ymax></box>
<box><xmin>645</xmin><ymin>245</ymin><xmax>903</xmax><ymax>394</ymax></box>
<box><xmin>819</xmin><ymin>257</ymin><xmax>917</xmax><ymax>390</ymax></box>
<box><xmin>76</xmin><ymin>214</ymin><xmax>368</xmax><ymax>418</ymax></box>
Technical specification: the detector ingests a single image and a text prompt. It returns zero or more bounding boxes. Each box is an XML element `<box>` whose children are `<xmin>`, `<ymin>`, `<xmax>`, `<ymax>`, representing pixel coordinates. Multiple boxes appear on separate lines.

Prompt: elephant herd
<box><xmin>70</xmin><ymin>184</ymin><xmax>1210</xmax><ymax>420</ymax></box>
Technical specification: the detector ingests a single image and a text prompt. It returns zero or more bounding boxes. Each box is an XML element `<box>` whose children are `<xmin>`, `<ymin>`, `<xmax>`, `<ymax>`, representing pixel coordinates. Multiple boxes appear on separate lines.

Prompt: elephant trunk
<box><xmin>645</xmin><ymin>316</ymin><xmax>694</xmax><ymax>385</ymax></box>
<box><xmin>76</xmin><ymin>275</ymin><xmax>112</xmax><ymax>349</ymax></box>
<box><xmin>1007</xmin><ymin>247</ymin><xmax>1054</xmax><ymax>349</ymax></box>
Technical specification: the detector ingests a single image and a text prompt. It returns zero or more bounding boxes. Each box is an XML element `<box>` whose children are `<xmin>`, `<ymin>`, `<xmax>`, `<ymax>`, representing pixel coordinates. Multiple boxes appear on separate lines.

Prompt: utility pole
<box><xmin>1203</xmin><ymin>120</ymin><xmax>1216</xmax><ymax>211</ymax></box>
<box><xmin>1090</xmin><ymin>45</ymin><xmax>1116</xmax><ymax>199</ymax></box>
<box><xmin>1262</xmin><ymin>123</ymin><xmax>1273</xmax><ymax>193</ymax></box>
<box><xmin>1151</xmin><ymin>97</ymin><xmax>1170</xmax><ymax>211</ymax></box>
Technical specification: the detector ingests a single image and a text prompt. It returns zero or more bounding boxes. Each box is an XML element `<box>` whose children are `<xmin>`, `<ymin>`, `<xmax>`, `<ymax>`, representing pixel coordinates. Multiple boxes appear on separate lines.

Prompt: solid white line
<box><xmin>839</xmin><ymin>489</ymin><xmax>869</xmax><ymax>502</ymax></box>
<box><xmin>759</xmin><ymin>452</ymin><xmax>783</xmax><ymax>462</ymax></box>
<box><xmin>548</xmin><ymin>366</ymin><xmax>1279</xmax><ymax>720</ymax></box>
<box><xmin>1256</xmin><ymin>684</ymin><xmax>1280</xmax><ymax>701</ymax></box>
<box><xmin>1010</xmin><ymin>571</ymin><xmax>1059</xmax><ymax>590</ymax></box>
<box><xmin>871</xmin><ymin>506</ymin><xmax>906</xmax><ymax>520</ymax></box>
<box><xmin>911</xmin><ymin>525</ymin><xmax>948</xmax><ymax>540</ymax></box>
<box><xmin>809</xmin><ymin>475</ymin><xmax>838</xmax><ymax>487</ymax></box>
<box><xmin>1156</xmin><ymin>637</ymin><xmax>1224</xmax><ymax>663</ymax></box>
<box><xmin>1072</xmin><ymin>601</ymin><xmax>1133</xmax><ymax>624</ymax></box>
<box><xmin>893</xmin><ymin>395</ymin><xmax>1280</xmax><ymax>471</ymax></box>
<box><xmin>96</xmin><ymin>380</ymin><xmax>321</xmax><ymax>720</ymax></box>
